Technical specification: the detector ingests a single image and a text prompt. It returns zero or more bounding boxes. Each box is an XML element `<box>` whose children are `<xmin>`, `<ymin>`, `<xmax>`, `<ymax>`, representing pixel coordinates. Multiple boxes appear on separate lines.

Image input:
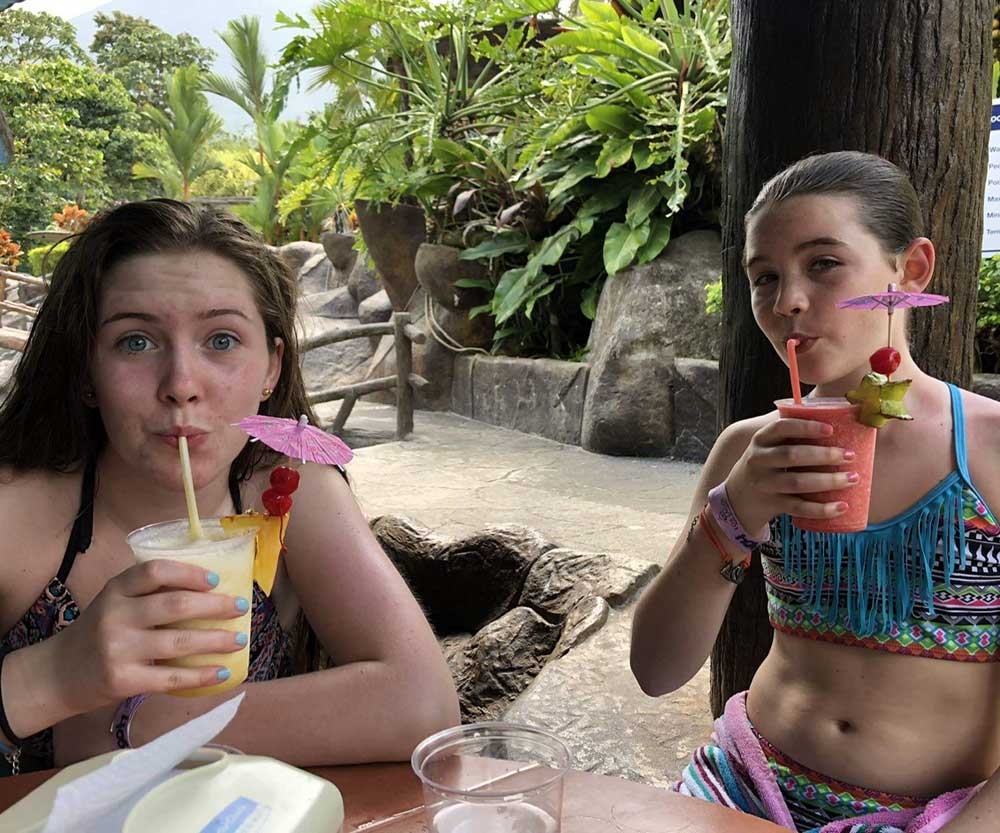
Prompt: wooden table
<box><xmin>0</xmin><ymin>761</ymin><xmax>788</xmax><ymax>832</ymax></box>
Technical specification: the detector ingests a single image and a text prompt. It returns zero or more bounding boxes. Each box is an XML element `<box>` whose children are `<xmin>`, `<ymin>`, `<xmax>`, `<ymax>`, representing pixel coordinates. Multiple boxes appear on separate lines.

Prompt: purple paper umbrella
<box><xmin>235</xmin><ymin>414</ymin><xmax>354</xmax><ymax>466</ymax></box>
<box><xmin>836</xmin><ymin>283</ymin><xmax>949</xmax><ymax>349</ymax></box>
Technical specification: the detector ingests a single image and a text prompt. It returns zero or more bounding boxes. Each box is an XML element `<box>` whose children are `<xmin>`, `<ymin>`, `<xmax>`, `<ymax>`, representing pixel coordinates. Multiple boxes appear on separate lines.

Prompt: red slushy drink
<box><xmin>775</xmin><ymin>398</ymin><xmax>876</xmax><ymax>533</ymax></box>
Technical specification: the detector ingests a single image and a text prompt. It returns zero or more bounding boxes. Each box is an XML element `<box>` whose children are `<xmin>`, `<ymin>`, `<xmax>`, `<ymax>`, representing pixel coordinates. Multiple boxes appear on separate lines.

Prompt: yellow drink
<box><xmin>127</xmin><ymin>519</ymin><xmax>256</xmax><ymax>697</ymax></box>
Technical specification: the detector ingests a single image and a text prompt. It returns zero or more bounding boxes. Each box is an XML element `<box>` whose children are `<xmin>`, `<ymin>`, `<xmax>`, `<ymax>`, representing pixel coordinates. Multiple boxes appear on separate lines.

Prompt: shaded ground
<box><xmin>317</xmin><ymin>401</ymin><xmax>712</xmax><ymax>786</ymax></box>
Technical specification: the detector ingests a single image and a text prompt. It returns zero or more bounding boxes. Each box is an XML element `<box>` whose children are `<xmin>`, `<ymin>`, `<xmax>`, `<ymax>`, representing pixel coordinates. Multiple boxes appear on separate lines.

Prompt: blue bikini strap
<box><xmin>948</xmin><ymin>383</ymin><xmax>971</xmax><ymax>485</ymax></box>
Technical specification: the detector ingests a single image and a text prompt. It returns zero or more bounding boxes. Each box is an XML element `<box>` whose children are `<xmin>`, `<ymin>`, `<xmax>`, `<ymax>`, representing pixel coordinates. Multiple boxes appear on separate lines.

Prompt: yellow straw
<box><xmin>177</xmin><ymin>436</ymin><xmax>204</xmax><ymax>540</ymax></box>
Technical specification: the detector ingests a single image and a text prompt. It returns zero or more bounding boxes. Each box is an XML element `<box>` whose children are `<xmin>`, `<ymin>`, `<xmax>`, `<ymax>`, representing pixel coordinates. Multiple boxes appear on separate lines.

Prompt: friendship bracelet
<box><xmin>699</xmin><ymin>507</ymin><xmax>752</xmax><ymax>585</ymax></box>
<box><xmin>0</xmin><ymin>651</ymin><xmax>26</xmax><ymax>754</ymax></box>
<box><xmin>110</xmin><ymin>694</ymin><xmax>148</xmax><ymax>750</ymax></box>
<box><xmin>707</xmin><ymin>481</ymin><xmax>770</xmax><ymax>553</ymax></box>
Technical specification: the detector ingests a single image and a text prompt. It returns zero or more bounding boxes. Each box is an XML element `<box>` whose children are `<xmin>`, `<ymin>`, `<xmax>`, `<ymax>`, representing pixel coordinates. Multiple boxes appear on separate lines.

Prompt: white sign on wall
<box><xmin>982</xmin><ymin>99</ymin><xmax>1000</xmax><ymax>256</ymax></box>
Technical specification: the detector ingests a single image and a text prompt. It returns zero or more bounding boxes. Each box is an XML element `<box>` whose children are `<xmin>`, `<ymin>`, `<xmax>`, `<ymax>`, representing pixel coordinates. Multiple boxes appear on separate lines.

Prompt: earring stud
<box><xmin>262</xmin><ymin>387</ymin><xmax>273</xmax><ymax>399</ymax></box>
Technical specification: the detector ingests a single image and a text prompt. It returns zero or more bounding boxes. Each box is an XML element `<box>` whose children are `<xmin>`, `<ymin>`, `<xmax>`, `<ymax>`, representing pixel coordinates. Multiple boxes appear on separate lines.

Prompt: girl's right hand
<box><xmin>52</xmin><ymin>559</ymin><xmax>248</xmax><ymax>715</ymax></box>
<box><xmin>724</xmin><ymin>417</ymin><xmax>860</xmax><ymax>536</ymax></box>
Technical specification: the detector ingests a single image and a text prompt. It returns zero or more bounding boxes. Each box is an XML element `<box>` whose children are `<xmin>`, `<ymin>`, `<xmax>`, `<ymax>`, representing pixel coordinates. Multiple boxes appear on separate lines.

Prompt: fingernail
<box><xmin>235</xmin><ymin>597</ymin><xmax>250</xmax><ymax>613</ymax></box>
<box><xmin>847</xmin><ymin>472</ymin><xmax>860</xmax><ymax>483</ymax></box>
<box><xmin>206</xmin><ymin>572</ymin><xmax>220</xmax><ymax>588</ymax></box>
<box><xmin>836</xmin><ymin>502</ymin><xmax>849</xmax><ymax>513</ymax></box>
<box><xmin>216</xmin><ymin>668</ymin><xmax>231</xmax><ymax>681</ymax></box>
<box><xmin>843</xmin><ymin>450</ymin><xmax>856</xmax><ymax>461</ymax></box>
<box><xmin>235</xmin><ymin>632</ymin><xmax>249</xmax><ymax>647</ymax></box>
<box><xmin>821</xmin><ymin>424</ymin><xmax>834</xmax><ymax>436</ymax></box>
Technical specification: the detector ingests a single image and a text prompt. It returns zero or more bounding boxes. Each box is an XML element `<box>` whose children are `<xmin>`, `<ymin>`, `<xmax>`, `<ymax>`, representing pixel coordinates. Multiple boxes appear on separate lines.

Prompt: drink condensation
<box><xmin>431</xmin><ymin>801</ymin><xmax>558</xmax><ymax>833</ymax></box>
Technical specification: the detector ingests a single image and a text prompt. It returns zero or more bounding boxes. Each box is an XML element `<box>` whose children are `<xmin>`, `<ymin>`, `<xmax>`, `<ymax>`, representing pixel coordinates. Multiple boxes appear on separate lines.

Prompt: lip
<box><xmin>785</xmin><ymin>334</ymin><xmax>817</xmax><ymax>355</ymax></box>
<box><xmin>158</xmin><ymin>427</ymin><xmax>208</xmax><ymax>449</ymax></box>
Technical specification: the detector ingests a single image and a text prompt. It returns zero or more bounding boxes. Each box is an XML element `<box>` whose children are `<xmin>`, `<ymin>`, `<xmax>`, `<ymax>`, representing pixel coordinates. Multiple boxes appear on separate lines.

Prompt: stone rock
<box><xmin>974</xmin><ymin>373</ymin><xmax>1000</xmax><ymax>403</ymax></box>
<box><xmin>298</xmin><ymin>251</ymin><xmax>333</xmax><ymax>296</ymax></box>
<box><xmin>456</xmin><ymin>356</ymin><xmax>588</xmax><ymax>445</ymax></box>
<box><xmin>354</xmin><ymin>199</ymin><xmax>426</xmax><ymax>310</ymax></box>
<box><xmin>276</xmin><ymin>241</ymin><xmax>323</xmax><ymax>274</ymax></box>
<box><xmin>519</xmin><ymin>548</ymin><xmax>659</xmax><ymax>616</ymax></box>
<box><xmin>348</xmin><ymin>257</ymin><xmax>381</xmax><ymax>305</ymax></box>
<box><xmin>582</xmin><ymin>230</ymin><xmax>722</xmax><ymax>457</ymax></box>
<box><xmin>298</xmin><ymin>315</ymin><xmax>375</xmax><ymax>394</ymax></box>
<box><xmin>299</xmin><ymin>287</ymin><xmax>359</xmax><ymax>320</ymax></box>
<box><xmin>15</xmin><ymin>282</ymin><xmax>46</xmax><ymax>307</ymax></box>
<box><xmin>358</xmin><ymin>290</ymin><xmax>393</xmax><ymax>325</ymax></box>
<box><xmin>414</xmin><ymin>243</ymin><xmax>491</xmax><ymax>311</ymax></box>
<box><xmin>0</xmin><ymin>349</ymin><xmax>18</xmax><ymax>393</ymax></box>
<box><xmin>670</xmin><ymin>358</ymin><xmax>719</xmax><ymax>461</ymax></box>
<box><xmin>449</xmin><ymin>606</ymin><xmax>561</xmax><ymax>722</ymax></box>
<box><xmin>321</xmin><ymin>231</ymin><xmax>358</xmax><ymax>275</ymax></box>
<box><xmin>550</xmin><ymin>597</ymin><xmax>609</xmax><ymax>660</ymax></box>
<box><xmin>370</xmin><ymin>515</ymin><xmax>554</xmax><ymax>635</ymax></box>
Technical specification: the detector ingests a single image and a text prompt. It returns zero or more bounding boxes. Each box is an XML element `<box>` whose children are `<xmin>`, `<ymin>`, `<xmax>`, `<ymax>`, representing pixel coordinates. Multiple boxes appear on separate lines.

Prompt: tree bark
<box><xmin>712</xmin><ymin>0</ymin><xmax>993</xmax><ymax>718</ymax></box>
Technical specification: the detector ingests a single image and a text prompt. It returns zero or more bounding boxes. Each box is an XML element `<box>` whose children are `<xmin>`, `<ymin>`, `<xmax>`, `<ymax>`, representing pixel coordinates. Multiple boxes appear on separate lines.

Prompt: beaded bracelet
<box><xmin>698</xmin><ymin>507</ymin><xmax>752</xmax><ymax>585</ymax></box>
<box><xmin>707</xmin><ymin>481</ymin><xmax>770</xmax><ymax>553</ymax></box>
<box><xmin>110</xmin><ymin>694</ymin><xmax>148</xmax><ymax>750</ymax></box>
<box><xmin>0</xmin><ymin>651</ymin><xmax>25</xmax><ymax>755</ymax></box>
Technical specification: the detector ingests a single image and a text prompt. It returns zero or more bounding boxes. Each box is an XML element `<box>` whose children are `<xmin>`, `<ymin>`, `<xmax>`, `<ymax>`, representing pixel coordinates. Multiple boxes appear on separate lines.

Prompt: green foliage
<box><xmin>91</xmin><ymin>12</ymin><xmax>215</xmax><ymax>112</ymax></box>
<box><xmin>134</xmin><ymin>65</ymin><xmax>224</xmax><ymax>199</ymax></box>
<box><xmin>0</xmin><ymin>58</ymin><xmax>152</xmax><ymax>239</ymax></box>
<box><xmin>978</xmin><ymin>255</ymin><xmax>1000</xmax><ymax>372</ymax></box>
<box><xmin>704</xmin><ymin>276</ymin><xmax>722</xmax><ymax>315</ymax></box>
<box><xmin>0</xmin><ymin>9</ymin><xmax>88</xmax><ymax>65</ymax></box>
<box><xmin>26</xmin><ymin>239</ymin><xmax>71</xmax><ymax>276</ymax></box>
<box><xmin>189</xmin><ymin>137</ymin><xmax>257</xmax><ymax>198</ymax></box>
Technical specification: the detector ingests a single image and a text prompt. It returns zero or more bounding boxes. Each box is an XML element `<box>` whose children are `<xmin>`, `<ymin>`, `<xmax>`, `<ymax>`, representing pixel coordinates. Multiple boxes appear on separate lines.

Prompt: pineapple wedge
<box><xmin>220</xmin><ymin>511</ymin><xmax>287</xmax><ymax>595</ymax></box>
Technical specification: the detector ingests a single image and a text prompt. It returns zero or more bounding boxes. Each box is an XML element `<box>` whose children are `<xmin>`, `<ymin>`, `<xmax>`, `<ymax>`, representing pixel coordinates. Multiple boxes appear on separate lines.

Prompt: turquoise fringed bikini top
<box><xmin>761</xmin><ymin>384</ymin><xmax>1000</xmax><ymax>661</ymax></box>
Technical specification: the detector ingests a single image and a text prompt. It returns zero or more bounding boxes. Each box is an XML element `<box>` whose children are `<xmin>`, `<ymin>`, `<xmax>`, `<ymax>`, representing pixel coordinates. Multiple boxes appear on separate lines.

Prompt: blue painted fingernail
<box><xmin>235</xmin><ymin>597</ymin><xmax>250</xmax><ymax>613</ymax></box>
<box><xmin>235</xmin><ymin>632</ymin><xmax>249</xmax><ymax>647</ymax></box>
<box><xmin>206</xmin><ymin>572</ymin><xmax>220</xmax><ymax>588</ymax></box>
<box><xmin>216</xmin><ymin>668</ymin><xmax>231</xmax><ymax>681</ymax></box>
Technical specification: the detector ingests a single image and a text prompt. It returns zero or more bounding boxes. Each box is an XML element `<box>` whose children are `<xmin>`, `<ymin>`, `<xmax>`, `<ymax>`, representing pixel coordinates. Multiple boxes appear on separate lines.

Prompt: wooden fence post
<box><xmin>393</xmin><ymin>312</ymin><xmax>414</xmax><ymax>439</ymax></box>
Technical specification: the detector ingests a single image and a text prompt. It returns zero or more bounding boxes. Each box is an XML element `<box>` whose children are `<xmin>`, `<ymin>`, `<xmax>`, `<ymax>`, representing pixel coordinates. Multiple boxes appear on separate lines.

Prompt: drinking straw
<box><xmin>177</xmin><ymin>436</ymin><xmax>204</xmax><ymax>540</ymax></box>
<box><xmin>786</xmin><ymin>338</ymin><xmax>803</xmax><ymax>405</ymax></box>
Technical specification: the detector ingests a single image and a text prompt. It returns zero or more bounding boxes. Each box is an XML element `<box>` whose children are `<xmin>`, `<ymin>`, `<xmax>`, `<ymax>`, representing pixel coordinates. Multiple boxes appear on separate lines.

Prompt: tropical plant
<box><xmin>26</xmin><ymin>239</ymin><xmax>70</xmax><ymax>276</ymax></box>
<box><xmin>0</xmin><ymin>230</ymin><xmax>21</xmax><ymax>271</ymax></box>
<box><xmin>0</xmin><ymin>9</ymin><xmax>88</xmax><ymax>65</ymax></box>
<box><xmin>978</xmin><ymin>254</ymin><xmax>1000</xmax><ymax>373</ymax></box>
<box><xmin>133</xmin><ymin>65</ymin><xmax>224</xmax><ymax>199</ymax></box>
<box><xmin>52</xmin><ymin>203</ymin><xmax>90</xmax><ymax>233</ymax></box>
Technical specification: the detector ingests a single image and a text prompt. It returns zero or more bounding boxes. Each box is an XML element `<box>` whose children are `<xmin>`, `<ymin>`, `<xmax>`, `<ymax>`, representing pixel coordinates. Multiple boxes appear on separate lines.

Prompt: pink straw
<box><xmin>786</xmin><ymin>339</ymin><xmax>802</xmax><ymax>404</ymax></box>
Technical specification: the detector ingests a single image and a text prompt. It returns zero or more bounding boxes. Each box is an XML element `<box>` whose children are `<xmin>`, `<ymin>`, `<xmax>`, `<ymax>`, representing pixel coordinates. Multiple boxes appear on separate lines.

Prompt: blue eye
<box><xmin>752</xmin><ymin>273</ymin><xmax>776</xmax><ymax>287</ymax></box>
<box><xmin>119</xmin><ymin>334</ymin><xmax>152</xmax><ymax>353</ymax></box>
<box><xmin>210</xmin><ymin>333</ymin><xmax>238</xmax><ymax>351</ymax></box>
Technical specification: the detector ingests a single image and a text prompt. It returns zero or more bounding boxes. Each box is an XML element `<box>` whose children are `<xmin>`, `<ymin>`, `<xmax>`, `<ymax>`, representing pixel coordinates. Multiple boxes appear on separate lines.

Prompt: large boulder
<box><xmin>354</xmin><ymin>199</ymin><xmax>426</xmax><ymax>310</ymax></box>
<box><xmin>358</xmin><ymin>289</ymin><xmax>393</xmax><ymax>325</ymax></box>
<box><xmin>320</xmin><ymin>231</ymin><xmax>358</xmax><ymax>290</ymax></box>
<box><xmin>299</xmin><ymin>287</ymin><xmax>359</xmax><ymax>320</ymax></box>
<box><xmin>298</xmin><ymin>315</ymin><xmax>375</xmax><ymax>395</ymax></box>
<box><xmin>348</xmin><ymin>257</ymin><xmax>381</xmax><ymax>305</ymax></box>
<box><xmin>0</xmin><ymin>348</ymin><xmax>18</xmax><ymax>393</ymax></box>
<box><xmin>298</xmin><ymin>251</ymin><xmax>333</xmax><ymax>296</ymax></box>
<box><xmin>415</xmin><ymin>243</ymin><xmax>491</xmax><ymax>311</ymax></box>
<box><xmin>974</xmin><ymin>373</ymin><xmax>1000</xmax><ymax>403</ymax></box>
<box><xmin>670</xmin><ymin>357</ymin><xmax>719</xmax><ymax>461</ymax></box>
<box><xmin>275</xmin><ymin>241</ymin><xmax>322</xmax><ymax>274</ymax></box>
<box><xmin>582</xmin><ymin>230</ymin><xmax>722</xmax><ymax>457</ymax></box>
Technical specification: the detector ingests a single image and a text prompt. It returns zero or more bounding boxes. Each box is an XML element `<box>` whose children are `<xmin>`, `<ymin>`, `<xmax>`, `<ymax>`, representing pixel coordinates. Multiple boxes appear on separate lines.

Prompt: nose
<box><xmin>158</xmin><ymin>346</ymin><xmax>202</xmax><ymax>406</ymax></box>
<box><xmin>772</xmin><ymin>274</ymin><xmax>810</xmax><ymax>318</ymax></box>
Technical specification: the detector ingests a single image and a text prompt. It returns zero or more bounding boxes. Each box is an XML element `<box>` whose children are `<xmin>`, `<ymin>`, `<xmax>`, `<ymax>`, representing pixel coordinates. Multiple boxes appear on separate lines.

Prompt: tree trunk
<box><xmin>712</xmin><ymin>0</ymin><xmax>992</xmax><ymax>718</ymax></box>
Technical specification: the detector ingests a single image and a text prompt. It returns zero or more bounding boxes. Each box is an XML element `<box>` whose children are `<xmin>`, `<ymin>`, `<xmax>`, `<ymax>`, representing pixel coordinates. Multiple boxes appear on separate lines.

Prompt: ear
<box><xmin>266</xmin><ymin>337</ymin><xmax>284</xmax><ymax>392</ymax></box>
<box><xmin>897</xmin><ymin>237</ymin><xmax>935</xmax><ymax>293</ymax></box>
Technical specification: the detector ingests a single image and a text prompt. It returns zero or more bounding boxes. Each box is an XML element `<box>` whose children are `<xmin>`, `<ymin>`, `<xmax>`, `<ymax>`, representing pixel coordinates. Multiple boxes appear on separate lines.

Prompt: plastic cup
<box><xmin>412</xmin><ymin>722</ymin><xmax>571</xmax><ymax>833</ymax></box>
<box><xmin>127</xmin><ymin>518</ymin><xmax>256</xmax><ymax>697</ymax></box>
<box><xmin>775</xmin><ymin>398</ymin><xmax>877</xmax><ymax>533</ymax></box>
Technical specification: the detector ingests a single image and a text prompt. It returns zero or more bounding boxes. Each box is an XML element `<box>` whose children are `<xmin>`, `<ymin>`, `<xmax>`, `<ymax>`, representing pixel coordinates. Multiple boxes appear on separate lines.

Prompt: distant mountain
<box><xmin>69</xmin><ymin>0</ymin><xmax>330</xmax><ymax>131</ymax></box>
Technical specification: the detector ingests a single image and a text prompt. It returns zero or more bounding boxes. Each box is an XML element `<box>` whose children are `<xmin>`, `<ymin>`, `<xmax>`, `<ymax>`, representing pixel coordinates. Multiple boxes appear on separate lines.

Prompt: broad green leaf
<box><xmin>595</xmin><ymin>136</ymin><xmax>633</xmax><ymax>177</ymax></box>
<box><xmin>586</xmin><ymin>105</ymin><xmax>638</xmax><ymax>137</ymax></box>
<box><xmin>549</xmin><ymin>159</ymin><xmax>597</xmax><ymax>199</ymax></box>
<box><xmin>532</xmin><ymin>225</ymin><xmax>578</xmax><ymax>267</ymax></box>
<box><xmin>460</xmin><ymin>233</ymin><xmax>530</xmax><ymax>260</ymax></box>
<box><xmin>632</xmin><ymin>142</ymin><xmax>654</xmax><ymax>171</ymax></box>
<box><xmin>620</xmin><ymin>24</ymin><xmax>666</xmax><ymax>64</ymax></box>
<box><xmin>636</xmin><ymin>215</ymin><xmax>672</xmax><ymax>264</ymax></box>
<box><xmin>433</xmin><ymin>138</ymin><xmax>475</xmax><ymax>163</ymax></box>
<box><xmin>454</xmin><ymin>277</ymin><xmax>494</xmax><ymax>290</ymax></box>
<box><xmin>626</xmin><ymin>184</ymin><xmax>661</xmax><ymax>227</ymax></box>
<box><xmin>579</xmin><ymin>0</ymin><xmax>620</xmax><ymax>24</ymax></box>
<box><xmin>603</xmin><ymin>218</ymin><xmax>650</xmax><ymax>275</ymax></box>
<box><xmin>578</xmin><ymin>183</ymin><xmax>630</xmax><ymax>219</ymax></box>
<box><xmin>547</xmin><ymin>30</ymin><xmax>632</xmax><ymax>60</ymax></box>
<box><xmin>581</xmin><ymin>282</ymin><xmax>601</xmax><ymax>320</ymax></box>
<box><xmin>468</xmin><ymin>302</ymin><xmax>492</xmax><ymax>320</ymax></box>
<box><xmin>494</xmin><ymin>264</ymin><xmax>543</xmax><ymax>323</ymax></box>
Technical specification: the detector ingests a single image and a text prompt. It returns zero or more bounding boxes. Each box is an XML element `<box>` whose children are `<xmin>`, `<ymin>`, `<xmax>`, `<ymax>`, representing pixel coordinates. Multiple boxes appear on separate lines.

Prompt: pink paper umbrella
<box><xmin>235</xmin><ymin>414</ymin><xmax>354</xmax><ymax>466</ymax></box>
<box><xmin>836</xmin><ymin>283</ymin><xmax>949</xmax><ymax>349</ymax></box>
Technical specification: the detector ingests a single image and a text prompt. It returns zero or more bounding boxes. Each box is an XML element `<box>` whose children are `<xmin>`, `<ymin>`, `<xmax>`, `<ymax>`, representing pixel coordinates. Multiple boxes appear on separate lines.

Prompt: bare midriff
<box><xmin>747</xmin><ymin>632</ymin><xmax>1000</xmax><ymax>798</ymax></box>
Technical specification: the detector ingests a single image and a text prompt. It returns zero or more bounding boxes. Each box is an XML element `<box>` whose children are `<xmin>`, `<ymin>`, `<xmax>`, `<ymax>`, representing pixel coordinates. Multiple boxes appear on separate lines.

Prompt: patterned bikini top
<box><xmin>0</xmin><ymin>460</ymin><xmax>295</xmax><ymax>774</ymax></box>
<box><xmin>762</xmin><ymin>384</ymin><xmax>1000</xmax><ymax>662</ymax></box>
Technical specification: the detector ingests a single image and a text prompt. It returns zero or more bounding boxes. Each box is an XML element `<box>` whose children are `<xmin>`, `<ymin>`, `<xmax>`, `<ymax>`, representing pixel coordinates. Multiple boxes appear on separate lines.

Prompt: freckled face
<box><xmin>745</xmin><ymin>194</ymin><xmax>901</xmax><ymax>385</ymax></box>
<box><xmin>91</xmin><ymin>250</ymin><xmax>282</xmax><ymax>491</ymax></box>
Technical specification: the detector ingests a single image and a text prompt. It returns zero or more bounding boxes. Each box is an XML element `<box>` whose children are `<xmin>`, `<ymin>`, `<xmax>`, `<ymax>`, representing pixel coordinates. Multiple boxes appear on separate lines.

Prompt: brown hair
<box><xmin>0</xmin><ymin>199</ymin><xmax>316</xmax><ymax>481</ymax></box>
<box><xmin>746</xmin><ymin>151</ymin><xmax>924</xmax><ymax>265</ymax></box>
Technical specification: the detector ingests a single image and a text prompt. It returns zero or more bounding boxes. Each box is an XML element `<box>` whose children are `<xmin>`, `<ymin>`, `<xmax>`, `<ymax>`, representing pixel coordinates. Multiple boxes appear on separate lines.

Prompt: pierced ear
<box><xmin>899</xmin><ymin>237</ymin><xmax>935</xmax><ymax>293</ymax></box>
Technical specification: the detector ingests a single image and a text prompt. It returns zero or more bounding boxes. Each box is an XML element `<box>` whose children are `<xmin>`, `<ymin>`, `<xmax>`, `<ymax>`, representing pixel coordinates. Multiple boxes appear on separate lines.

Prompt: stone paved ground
<box><xmin>316</xmin><ymin>401</ymin><xmax>712</xmax><ymax>786</ymax></box>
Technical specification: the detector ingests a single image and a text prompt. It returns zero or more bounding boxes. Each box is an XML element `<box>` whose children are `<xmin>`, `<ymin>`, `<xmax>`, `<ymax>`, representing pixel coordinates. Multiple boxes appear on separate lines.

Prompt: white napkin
<box><xmin>42</xmin><ymin>693</ymin><xmax>244</xmax><ymax>833</ymax></box>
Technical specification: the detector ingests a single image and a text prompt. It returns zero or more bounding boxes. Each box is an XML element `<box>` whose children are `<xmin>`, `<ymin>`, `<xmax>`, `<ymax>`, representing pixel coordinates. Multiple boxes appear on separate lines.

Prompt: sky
<box><xmin>19</xmin><ymin>0</ymin><xmax>106</xmax><ymax>15</ymax></box>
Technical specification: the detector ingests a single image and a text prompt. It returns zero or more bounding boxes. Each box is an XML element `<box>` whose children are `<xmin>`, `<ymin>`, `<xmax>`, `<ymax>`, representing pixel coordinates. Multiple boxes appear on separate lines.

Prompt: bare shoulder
<box><xmin>959</xmin><ymin>389</ymin><xmax>1000</xmax><ymax>505</ymax></box>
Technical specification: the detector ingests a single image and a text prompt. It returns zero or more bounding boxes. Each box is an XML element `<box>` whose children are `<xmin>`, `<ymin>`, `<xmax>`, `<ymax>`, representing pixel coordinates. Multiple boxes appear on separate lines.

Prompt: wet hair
<box><xmin>0</xmin><ymin>199</ymin><xmax>316</xmax><ymax>482</ymax></box>
<box><xmin>746</xmin><ymin>151</ymin><xmax>924</xmax><ymax>266</ymax></box>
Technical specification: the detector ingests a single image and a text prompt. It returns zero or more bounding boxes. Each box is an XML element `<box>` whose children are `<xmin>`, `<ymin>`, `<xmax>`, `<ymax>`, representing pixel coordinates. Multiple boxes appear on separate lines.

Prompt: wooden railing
<box><xmin>0</xmin><ymin>269</ymin><xmax>46</xmax><ymax>352</ymax></box>
<box><xmin>303</xmin><ymin>312</ymin><xmax>427</xmax><ymax>440</ymax></box>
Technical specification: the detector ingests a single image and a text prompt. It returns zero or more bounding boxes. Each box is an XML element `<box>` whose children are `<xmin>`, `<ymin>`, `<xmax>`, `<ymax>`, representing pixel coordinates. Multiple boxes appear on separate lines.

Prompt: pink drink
<box><xmin>775</xmin><ymin>398</ymin><xmax>877</xmax><ymax>533</ymax></box>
